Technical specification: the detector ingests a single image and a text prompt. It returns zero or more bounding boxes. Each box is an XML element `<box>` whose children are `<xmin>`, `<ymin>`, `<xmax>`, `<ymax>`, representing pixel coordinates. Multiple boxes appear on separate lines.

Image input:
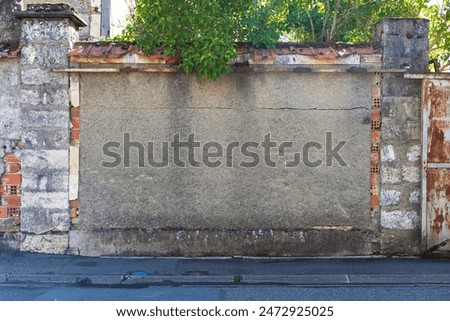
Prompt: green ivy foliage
<box><xmin>116</xmin><ymin>0</ymin><xmax>449</xmax><ymax>79</ymax></box>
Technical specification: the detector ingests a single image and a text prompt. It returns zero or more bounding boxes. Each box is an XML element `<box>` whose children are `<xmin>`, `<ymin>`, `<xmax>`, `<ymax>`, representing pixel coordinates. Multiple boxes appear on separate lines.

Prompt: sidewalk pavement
<box><xmin>1</xmin><ymin>251</ymin><xmax>450</xmax><ymax>287</ymax></box>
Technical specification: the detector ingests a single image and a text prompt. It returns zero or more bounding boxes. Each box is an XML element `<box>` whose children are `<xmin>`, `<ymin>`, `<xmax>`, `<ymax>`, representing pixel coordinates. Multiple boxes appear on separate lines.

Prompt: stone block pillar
<box><xmin>15</xmin><ymin>3</ymin><xmax>86</xmax><ymax>254</ymax></box>
<box><xmin>374</xmin><ymin>18</ymin><xmax>429</xmax><ymax>254</ymax></box>
<box><xmin>0</xmin><ymin>0</ymin><xmax>22</xmax><ymax>45</ymax></box>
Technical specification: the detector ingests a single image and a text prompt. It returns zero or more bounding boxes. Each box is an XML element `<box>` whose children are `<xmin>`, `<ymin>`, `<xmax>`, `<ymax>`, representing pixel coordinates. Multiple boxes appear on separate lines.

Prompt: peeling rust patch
<box><xmin>432</xmin><ymin>209</ymin><xmax>445</xmax><ymax>234</ymax></box>
<box><xmin>427</xmin><ymin>82</ymin><xmax>450</xmax><ymax>163</ymax></box>
<box><xmin>427</xmin><ymin>169</ymin><xmax>450</xmax><ymax>245</ymax></box>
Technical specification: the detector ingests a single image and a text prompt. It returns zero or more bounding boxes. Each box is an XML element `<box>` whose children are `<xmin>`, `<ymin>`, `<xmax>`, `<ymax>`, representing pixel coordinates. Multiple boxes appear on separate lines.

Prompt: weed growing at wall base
<box><xmin>101</xmin><ymin>132</ymin><xmax>347</xmax><ymax>168</ymax></box>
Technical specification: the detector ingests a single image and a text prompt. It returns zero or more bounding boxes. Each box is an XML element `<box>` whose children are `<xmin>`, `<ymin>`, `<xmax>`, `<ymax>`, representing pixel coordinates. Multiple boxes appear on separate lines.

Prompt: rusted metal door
<box><xmin>422</xmin><ymin>77</ymin><xmax>450</xmax><ymax>253</ymax></box>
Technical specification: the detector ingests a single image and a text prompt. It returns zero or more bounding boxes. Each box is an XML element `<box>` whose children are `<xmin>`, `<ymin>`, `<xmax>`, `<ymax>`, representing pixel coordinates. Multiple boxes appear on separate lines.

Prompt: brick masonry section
<box><xmin>70</xmin><ymin>107</ymin><xmax>80</xmax><ymax>142</ymax></box>
<box><xmin>0</xmin><ymin>153</ymin><xmax>22</xmax><ymax>225</ymax></box>
<box><xmin>371</xmin><ymin>76</ymin><xmax>382</xmax><ymax>215</ymax></box>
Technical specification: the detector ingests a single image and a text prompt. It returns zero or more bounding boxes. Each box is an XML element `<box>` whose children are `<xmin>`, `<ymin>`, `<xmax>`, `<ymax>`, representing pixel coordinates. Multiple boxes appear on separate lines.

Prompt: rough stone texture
<box><xmin>407</xmin><ymin>145</ymin><xmax>421</xmax><ymax>162</ymax></box>
<box><xmin>14</xmin><ymin>10</ymin><xmax>77</xmax><ymax>253</ymax></box>
<box><xmin>374</xmin><ymin>18</ymin><xmax>429</xmax><ymax>71</ymax></box>
<box><xmin>0</xmin><ymin>232</ymin><xmax>20</xmax><ymax>251</ymax></box>
<box><xmin>381</xmin><ymin>210</ymin><xmax>419</xmax><ymax>230</ymax></box>
<box><xmin>0</xmin><ymin>61</ymin><xmax>21</xmax><ymax>140</ymax></box>
<box><xmin>409</xmin><ymin>190</ymin><xmax>420</xmax><ymax>204</ymax></box>
<box><xmin>375</xmin><ymin>18</ymin><xmax>428</xmax><ymax>254</ymax></box>
<box><xmin>78</xmin><ymin>71</ymin><xmax>373</xmax><ymax>256</ymax></box>
<box><xmin>381</xmin><ymin>145</ymin><xmax>395</xmax><ymax>162</ymax></box>
<box><xmin>381</xmin><ymin>166</ymin><xmax>402</xmax><ymax>184</ymax></box>
<box><xmin>20</xmin><ymin>233</ymin><xmax>68</xmax><ymax>254</ymax></box>
<box><xmin>0</xmin><ymin>54</ymin><xmax>22</xmax><ymax>233</ymax></box>
<box><xmin>0</xmin><ymin>0</ymin><xmax>21</xmax><ymax>44</ymax></box>
<box><xmin>20</xmin><ymin>209</ymin><xmax>70</xmax><ymax>234</ymax></box>
<box><xmin>23</xmin><ymin>0</ymin><xmax>91</xmax><ymax>40</ymax></box>
<box><xmin>381</xmin><ymin>190</ymin><xmax>401</xmax><ymax>206</ymax></box>
<box><xmin>401</xmin><ymin>166</ymin><xmax>420</xmax><ymax>183</ymax></box>
<box><xmin>380</xmin><ymin>229</ymin><xmax>421</xmax><ymax>255</ymax></box>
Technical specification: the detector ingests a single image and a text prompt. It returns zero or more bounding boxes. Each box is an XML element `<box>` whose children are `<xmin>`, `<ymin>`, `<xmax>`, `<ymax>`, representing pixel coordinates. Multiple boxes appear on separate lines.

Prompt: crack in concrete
<box><xmin>106</xmin><ymin>106</ymin><xmax>370</xmax><ymax>113</ymax></box>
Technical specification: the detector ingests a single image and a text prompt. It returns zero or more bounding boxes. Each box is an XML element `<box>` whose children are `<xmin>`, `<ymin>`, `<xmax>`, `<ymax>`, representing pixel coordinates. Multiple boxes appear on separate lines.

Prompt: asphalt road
<box><xmin>1</xmin><ymin>284</ymin><xmax>450</xmax><ymax>301</ymax></box>
<box><xmin>1</xmin><ymin>251</ymin><xmax>450</xmax><ymax>301</ymax></box>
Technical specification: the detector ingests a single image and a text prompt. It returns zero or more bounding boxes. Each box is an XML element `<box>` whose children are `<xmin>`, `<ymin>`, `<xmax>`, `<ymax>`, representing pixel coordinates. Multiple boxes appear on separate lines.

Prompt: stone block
<box><xmin>381</xmin><ymin>190</ymin><xmax>401</xmax><ymax>206</ymax></box>
<box><xmin>407</xmin><ymin>145</ymin><xmax>421</xmax><ymax>162</ymax></box>
<box><xmin>381</xmin><ymin>210</ymin><xmax>419</xmax><ymax>230</ymax></box>
<box><xmin>22</xmin><ymin>192</ymin><xmax>69</xmax><ymax>210</ymax></box>
<box><xmin>21</xmin><ymin>208</ymin><xmax>70</xmax><ymax>233</ymax></box>
<box><xmin>22</xmin><ymin>110</ymin><xmax>69</xmax><ymax>128</ymax></box>
<box><xmin>381</xmin><ymin>229</ymin><xmax>421</xmax><ymax>255</ymax></box>
<box><xmin>21</xmin><ymin>19</ymin><xmax>71</xmax><ymax>42</ymax></box>
<box><xmin>20</xmin><ymin>43</ymin><xmax>69</xmax><ymax>68</ymax></box>
<box><xmin>409</xmin><ymin>190</ymin><xmax>420</xmax><ymax>204</ymax></box>
<box><xmin>22</xmin><ymin>149</ymin><xmax>68</xmax><ymax>171</ymax></box>
<box><xmin>402</xmin><ymin>166</ymin><xmax>420</xmax><ymax>183</ymax></box>
<box><xmin>22</xmin><ymin>129</ymin><xmax>69</xmax><ymax>149</ymax></box>
<box><xmin>381</xmin><ymin>165</ymin><xmax>402</xmax><ymax>184</ymax></box>
<box><xmin>20</xmin><ymin>233</ymin><xmax>68</xmax><ymax>254</ymax></box>
<box><xmin>21</xmin><ymin>68</ymin><xmax>69</xmax><ymax>86</ymax></box>
<box><xmin>22</xmin><ymin>170</ymin><xmax>68</xmax><ymax>192</ymax></box>
<box><xmin>0</xmin><ymin>106</ymin><xmax>22</xmax><ymax>140</ymax></box>
<box><xmin>381</xmin><ymin>145</ymin><xmax>395</xmax><ymax>162</ymax></box>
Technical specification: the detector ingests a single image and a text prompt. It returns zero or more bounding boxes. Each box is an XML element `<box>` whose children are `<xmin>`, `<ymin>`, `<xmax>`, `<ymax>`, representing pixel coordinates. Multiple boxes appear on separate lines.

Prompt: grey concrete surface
<box><xmin>78</xmin><ymin>72</ymin><xmax>373</xmax><ymax>256</ymax></box>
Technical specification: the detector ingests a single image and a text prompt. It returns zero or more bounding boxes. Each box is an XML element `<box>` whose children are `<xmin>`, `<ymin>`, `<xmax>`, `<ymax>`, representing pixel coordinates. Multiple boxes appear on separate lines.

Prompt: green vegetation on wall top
<box><xmin>115</xmin><ymin>0</ymin><xmax>450</xmax><ymax>79</ymax></box>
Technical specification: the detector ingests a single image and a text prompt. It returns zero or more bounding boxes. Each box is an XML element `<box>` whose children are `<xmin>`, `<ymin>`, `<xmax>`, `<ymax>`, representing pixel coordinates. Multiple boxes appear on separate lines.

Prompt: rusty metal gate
<box><xmin>420</xmin><ymin>75</ymin><xmax>450</xmax><ymax>253</ymax></box>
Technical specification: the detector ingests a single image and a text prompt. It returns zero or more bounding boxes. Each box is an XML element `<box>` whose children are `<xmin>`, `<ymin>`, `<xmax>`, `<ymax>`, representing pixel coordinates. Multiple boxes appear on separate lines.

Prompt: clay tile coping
<box><xmin>68</xmin><ymin>42</ymin><xmax>377</xmax><ymax>63</ymax></box>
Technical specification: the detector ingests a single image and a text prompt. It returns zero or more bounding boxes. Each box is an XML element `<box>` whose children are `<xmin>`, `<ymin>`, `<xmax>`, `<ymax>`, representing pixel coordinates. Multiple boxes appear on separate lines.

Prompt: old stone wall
<box><xmin>22</xmin><ymin>0</ymin><xmax>96</xmax><ymax>40</ymax></box>
<box><xmin>0</xmin><ymin>58</ymin><xmax>22</xmax><ymax>249</ymax></box>
<box><xmin>0</xmin><ymin>4</ymin><xmax>84</xmax><ymax>253</ymax></box>
<box><xmin>0</xmin><ymin>3</ymin><xmax>431</xmax><ymax>257</ymax></box>
<box><xmin>375</xmin><ymin>19</ymin><xmax>429</xmax><ymax>255</ymax></box>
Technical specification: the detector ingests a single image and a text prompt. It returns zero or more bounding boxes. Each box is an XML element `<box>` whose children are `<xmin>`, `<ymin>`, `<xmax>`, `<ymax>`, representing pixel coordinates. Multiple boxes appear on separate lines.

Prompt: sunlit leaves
<box><xmin>117</xmin><ymin>0</ymin><xmax>449</xmax><ymax>79</ymax></box>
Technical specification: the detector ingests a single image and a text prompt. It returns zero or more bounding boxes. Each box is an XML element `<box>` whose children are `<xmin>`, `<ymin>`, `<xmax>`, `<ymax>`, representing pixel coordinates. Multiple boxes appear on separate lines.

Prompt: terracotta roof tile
<box><xmin>68</xmin><ymin>42</ymin><xmax>378</xmax><ymax>64</ymax></box>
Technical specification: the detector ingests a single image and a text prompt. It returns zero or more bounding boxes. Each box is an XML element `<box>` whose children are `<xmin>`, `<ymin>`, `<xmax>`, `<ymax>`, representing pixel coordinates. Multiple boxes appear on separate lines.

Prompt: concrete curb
<box><xmin>1</xmin><ymin>274</ymin><xmax>450</xmax><ymax>286</ymax></box>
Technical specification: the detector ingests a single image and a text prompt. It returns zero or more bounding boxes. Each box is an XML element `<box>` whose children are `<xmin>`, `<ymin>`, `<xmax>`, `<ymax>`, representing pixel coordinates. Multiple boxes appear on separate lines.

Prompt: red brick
<box><xmin>372</xmin><ymin>86</ymin><xmax>381</xmax><ymax>98</ymax></box>
<box><xmin>7</xmin><ymin>207</ymin><xmax>20</xmax><ymax>218</ymax></box>
<box><xmin>1</xmin><ymin>173</ymin><xmax>21</xmax><ymax>185</ymax></box>
<box><xmin>71</xmin><ymin>117</ymin><xmax>80</xmax><ymax>129</ymax></box>
<box><xmin>0</xmin><ymin>206</ymin><xmax>8</xmax><ymax>219</ymax></box>
<box><xmin>4</xmin><ymin>153</ymin><xmax>20</xmax><ymax>164</ymax></box>
<box><xmin>7</xmin><ymin>163</ymin><xmax>21</xmax><ymax>173</ymax></box>
<box><xmin>71</xmin><ymin>128</ymin><xmax>80</xmax><ymax>141</ymax></box>
<box><xmin>252</xmin><ymin>49</ymin><xmax>276</xmax><ymax>63</ymax></box>
<box><xmin>70</xmin><ymin>208</ymin><xmax>78</xmax><ymax>218</ymax></box>
<box><xmin>371</xmin><ymin>109</ymin><xmax>381</xmax><ymax>119</ymax></box>
<box><xmin>371</xmin><ymin>174</ymin><xmax>378</xmax><ymax>186</ymax></box>
<box><xmin>165</xmin><ymin>53</ymin><xmax>180</xmax><ymax>64</ymax></box>
<box><xmin>3</xmin><ymin>196</ymin><xmax>21</xmax><ymax>207</ymax></box>
<box><xmin>371</xmin><ymin>152</ymin><xmax>379</xmax><ymax>163</ymax></box>
<box><xmin>70</xmin><ymin>107</ymin><xmax>80</xmax><ymax>118</ymax></box>
<box><xmin>371</xmin><ymin>195</ymin><xmax>380</xmax><ymax>208</ymax></box>
<box><xmin>371</xmin><ymin>130</ymin><xmax>381</xmax><ymax>141</ymax></box>
<box><xmin>70</xmin><ymin>199</ymin><xmax>79</xmax><ymax>209</ymax></box>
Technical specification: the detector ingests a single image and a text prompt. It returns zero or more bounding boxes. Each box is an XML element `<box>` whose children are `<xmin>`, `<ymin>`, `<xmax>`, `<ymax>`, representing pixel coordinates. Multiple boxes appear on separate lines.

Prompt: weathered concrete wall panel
<box><xmin>78</xmin><ymin>72</ymin><xmax>373</xmax><ymax>256</ymax></box>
